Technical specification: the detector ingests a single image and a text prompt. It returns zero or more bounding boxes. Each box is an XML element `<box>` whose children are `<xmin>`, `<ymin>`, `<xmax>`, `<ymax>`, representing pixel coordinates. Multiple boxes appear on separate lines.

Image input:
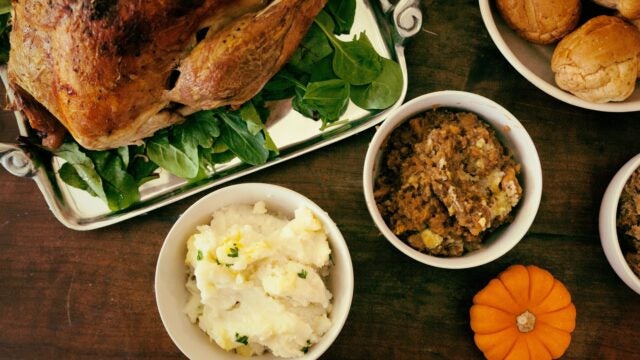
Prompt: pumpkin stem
<box><xmin>516</xmin><ymin>310</ymin><xmax>536</xmax><ymax>333</ymax></box>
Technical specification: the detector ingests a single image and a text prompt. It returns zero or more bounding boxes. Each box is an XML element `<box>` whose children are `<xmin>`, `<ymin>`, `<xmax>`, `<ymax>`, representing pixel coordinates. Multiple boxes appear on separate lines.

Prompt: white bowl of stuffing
<box><xmin>155</xmin><ymin>183</ymin><xmax>354</xmax><ymax>359</ymax></box>
<box><xmin>363</xmin><ymin>91</ymin><xmax>542</xmax><ymax>269</ymax></box>
<box><xmin>599</xmin><ymin>154</ymin><xmax>640</xmax><ymax>295</ymax></box>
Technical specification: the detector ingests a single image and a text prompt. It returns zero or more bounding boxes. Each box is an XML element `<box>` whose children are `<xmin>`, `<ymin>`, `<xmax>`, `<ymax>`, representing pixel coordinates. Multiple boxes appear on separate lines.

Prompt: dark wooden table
<box><xmin>1</xmin><ymin>1</ymin><xmax>639</xmax><ymax>359</ymax></box>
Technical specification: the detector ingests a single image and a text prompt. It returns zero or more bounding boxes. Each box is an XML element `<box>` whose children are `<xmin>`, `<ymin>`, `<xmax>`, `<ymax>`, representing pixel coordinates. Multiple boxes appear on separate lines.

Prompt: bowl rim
<box><xmin>362</xmin><ymin>90</ymin><xmax>543</xmax><ymax>269</ymax></box>
<box><xmin>154</xmin><ymin>182</ymin><xmax>355</xmax><ymax>359</ymax></box>
<box><xmin>598</xmin><ymin>154</ymin><xmax>640</xmax><ymax>295</ymax></box>
<box><xmin>478</xmin><ymin>0</ymin><xmax>640</xmax><ymax>113</ymax></box>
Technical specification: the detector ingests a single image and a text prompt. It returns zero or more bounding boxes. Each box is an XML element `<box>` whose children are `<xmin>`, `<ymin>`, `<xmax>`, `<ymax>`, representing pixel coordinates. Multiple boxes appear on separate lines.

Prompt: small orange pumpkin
<box><xmin>470</xmin><ymin>265</ymin><xmax>576</xmax><ymax>360</ymax></box>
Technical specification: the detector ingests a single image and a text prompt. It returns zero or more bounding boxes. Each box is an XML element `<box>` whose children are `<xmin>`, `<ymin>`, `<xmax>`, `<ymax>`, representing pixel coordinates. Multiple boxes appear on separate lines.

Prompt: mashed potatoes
<box><xmin>184</xmin><ymin>201</ymin><xmax>333</xmax><ymax>358</ymax></box>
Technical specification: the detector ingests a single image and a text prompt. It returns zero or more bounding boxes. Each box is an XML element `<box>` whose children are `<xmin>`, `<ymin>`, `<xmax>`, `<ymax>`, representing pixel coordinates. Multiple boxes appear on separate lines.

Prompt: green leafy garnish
<box><xmin>235</xmin><ymin>333</ymin><xmax>249</xmax><ymax>345</ymax></box>
<box><xmin>219</xmin><ymin>112</ymin><xmax>269</xmax><ymax>166</ymax></box>
<box><xmin>288</xmin><ymin>24</ymin><xmax>333</xmax><ymax>74</ymax></box>
<box><xmin>55</xmin><ymin>142</ymin><xmax>108</xmax><ymax>203</ymax></box>
<box><xmin>326</xmin><ymin>0</ymin><xmax>356</xmax><ymax>35</ymax></box>
<box><xmin>228</xmin><ymin>245</ymin><xmax>239</xmax><ymax>258</ymax></box>
<box><xmin>350</xmin><ymin>58</ymin><xmax>403</xmax><ymax>110</ymax></box>
<box><xmin>301</xmin><ymin>340</ymin><xmax>312</xmax><ymax>354</ymax></box>
<box><xmin>0</xmin><ymin>1</ymin><xmax>10</xmax><ymax>64</ymax></box>
<box><xmin>297</xmin><ymin>269</ymin><xmax>308</xmax><ymax>279</ymax></box>
<box><xmin>56</xmin><ymin>143</ymin><xmax>153</xmax><ymax>211</ymax></box>
<box><xmin>88</xmin><ymin>150</ymin><xmax>140</xmax><ymax>211</ymax></box>
<box><xmin>300</xmin><ymin>79</ymin><xmax>350</xmax><ymax>128</ymax></box>
<box><xmin>314</xmin><ymin>12</ymin><xmax>383</xmax><ymax>86</ymax></box>
<box><xmin>196</xmin><ymin>250</ymin><xmax>203</xmax><ymax>261</ymax></box>
<box><xmin>146</xmin><ymin>133</ymin><xmax>198</xmax><ymax>179</ymax></box>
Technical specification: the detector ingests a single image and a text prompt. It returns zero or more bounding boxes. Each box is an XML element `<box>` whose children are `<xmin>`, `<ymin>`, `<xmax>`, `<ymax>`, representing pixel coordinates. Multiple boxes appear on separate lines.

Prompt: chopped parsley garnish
<box><xmin>196</xmin><ymin>250</ymin><xmax>203</xmax><ymax>261</ymax></box>
<box><xmin>301</xmin><ymin>340</ymin><xmax>312</xmax><ymax>354</ymax></box>
<box><xmin>235</xmin><ymin>333</ymin><xmax>249</xmax><ymax>345</ymax></box>
<box><xmin>297</xmin><ymin>269</ymin><xmax>308</xmax><ymax>279</ymax></box>
<box><xmin>228</xmin><ymin>244</ymin><xmax>239</xmax><ymax>258</ymax></box>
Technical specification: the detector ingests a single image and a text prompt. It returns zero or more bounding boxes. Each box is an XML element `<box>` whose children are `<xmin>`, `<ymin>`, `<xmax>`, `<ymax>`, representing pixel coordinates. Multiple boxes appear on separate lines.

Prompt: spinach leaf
<box><xmin>117</xmin><ymin>146</ymin><xmax>130</xmax><ymax>169</ymax></box>
<box><xmin>288</xmin><ymin>23</ymin><xmax>333</xmax><ymax>74</ymax></box>
<box><xmin>326</xmin><ymin>0</ymin><xmax>356</xmax><ymax>34</ymax></box>
<box><xmin>351</xmin><ymin>58</ymin><xmax>403</xmax><ymax>110</ymax></box>
<box><xmin>58</xmin><ymin>163</ymin><xmax>97</xmax><ymax>197</ymax></box>
<box><xmin>147</xmin><ymin>134</ymin><xmax>199</xmax><ymax>179</ymax></box>
<box><xmin>0</xmin><ymin>0</ymin><xmax>10</xmax><ymax>14</ymax></box>
<box><xmin>210</xmin><ymin>151</ymin><xmax>236</xmax><ymax>165</ymax></box>
<box><xmin>171</xmin><ymin>127</ymin><xmax>199</xmax><ymax>172</ymax></box>
<box><xmin>314</xmin><ymin>10</ymin><xmax>336</xmax><ymax>35</ymax></box>
<box><xmin>184</xmin><ymin>110</ymin><xmax>221</xmax><ymax>148</ymax></box>
<box><xmin>292</xmin><ymin>86</ymin><xmax>318</xmax><ymax>120</ymax></box>
<box><xmin>315</xmin><ymin>13</ymin><xmax>383</xmax><ymax>85</ymax></box>
<box><xmin>54</xmin><ymin>142</ymin><xmax>107</xmax><ymax>202</ymax></box>
<box><xmin>301</xmin><ymin>79</ymin><xmax>350</xmax><ymax>125</ymax></box>
<box><xmin>146</xmin><ymin>110</ymin><xmax>221</xmax><ymax>179</ymax></box>
<box><xmin>263</xmin><ymin>130</ymin><xmax>278</xmax><ymax>153</ymax></box>
<box><xmin>240</xmin><ymin>102</ymin><xmax>264</xmax><ymax>135</ymax></box>
<box><xmin>332</xmin><ymin>33</ymin><xmax>383</xmax><ymax>85</ymax></box>
<box><xmin>309</xmin><ymin>55</ymin><xmax>337</xmax><ymax>82</ymax></box>
<box><xmin>129</xmin><ymin>146</ymin><xmax>159</xmax><ymax>186</ymax></box>
<box><xmin>261</xmin><ymin>70</ymin><xmax>298</xmax><ymax>101</ymax></box>
<box><xmin>0</xmin><ymin>11</ymin><xmax>9</xmax><ymax>64</ymax></box>
<box><xmin>219</xmin><ymin>113</ymin><xmax>269</xmax><ymax>166</ymax></box>
<box><xmin>239</xmin><ymin>101</ymin><xmax>278</xmax><ymax>153</ymax></box>
<box><xmin>89</xmin><ymin>151</ymin><xmax>139</xmax><ymax>211</ymax></box>
<box><xmin>211</xmin><ymin>140</ymin><xmax>229</xmax><ymax>154</ymax></box>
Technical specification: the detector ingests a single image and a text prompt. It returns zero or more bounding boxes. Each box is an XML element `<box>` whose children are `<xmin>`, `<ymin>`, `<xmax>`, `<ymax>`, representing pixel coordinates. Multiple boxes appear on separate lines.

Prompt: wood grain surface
<box><xmin>1</xmin><ymin>1</ymin><xmax>639</xmax><ymax>359</ymax></box>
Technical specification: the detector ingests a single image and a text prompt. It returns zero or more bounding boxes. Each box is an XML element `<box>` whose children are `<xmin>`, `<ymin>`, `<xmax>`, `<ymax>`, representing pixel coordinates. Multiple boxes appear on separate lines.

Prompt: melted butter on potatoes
<box><xmin>184</xmin><ymin>202</ymin><xmax>332</xmax><ymax>358</ymax></box>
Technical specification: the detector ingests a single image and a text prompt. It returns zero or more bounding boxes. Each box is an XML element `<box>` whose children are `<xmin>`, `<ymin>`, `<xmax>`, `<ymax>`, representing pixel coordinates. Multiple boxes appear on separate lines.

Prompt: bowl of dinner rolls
<box><xmin>480</xmin><ymin>0</ymin><xmax>640</xmax><ymax>112</ymax></box>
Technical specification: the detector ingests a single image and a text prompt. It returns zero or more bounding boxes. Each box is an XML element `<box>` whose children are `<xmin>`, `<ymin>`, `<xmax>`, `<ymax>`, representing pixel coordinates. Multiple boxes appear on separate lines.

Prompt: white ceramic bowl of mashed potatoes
<box><xmin>155</xmin><ymin>183</ymin><xmax>354</xmax><ymax>359</ymax></box>
<box><xmin>363</xmin><ymin>91</ymin><xmax>543</xmax><ymax>269</ymax></box>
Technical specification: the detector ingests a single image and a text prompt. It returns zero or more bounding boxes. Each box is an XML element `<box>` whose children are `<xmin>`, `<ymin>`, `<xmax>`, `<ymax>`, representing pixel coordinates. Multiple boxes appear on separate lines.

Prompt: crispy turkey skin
<box><xmin>7</xmin><ymin>0</ymin><xmax>327</xmax><ymax>150</ymax></box>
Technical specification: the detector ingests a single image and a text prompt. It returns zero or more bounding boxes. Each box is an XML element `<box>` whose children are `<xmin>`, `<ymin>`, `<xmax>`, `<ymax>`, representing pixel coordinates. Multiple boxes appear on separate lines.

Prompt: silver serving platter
<box><xmin>0</xmin><ymin>0</ymin><xmax>422</xmax><ymax>230</ymax></box>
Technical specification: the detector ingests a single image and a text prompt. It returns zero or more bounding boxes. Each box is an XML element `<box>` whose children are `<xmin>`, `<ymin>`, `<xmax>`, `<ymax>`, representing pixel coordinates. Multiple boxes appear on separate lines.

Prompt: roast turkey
<box><xmin>7</xmin><ymin>0</ymin><xmax>327</xmax><ymax>150</ymax></box>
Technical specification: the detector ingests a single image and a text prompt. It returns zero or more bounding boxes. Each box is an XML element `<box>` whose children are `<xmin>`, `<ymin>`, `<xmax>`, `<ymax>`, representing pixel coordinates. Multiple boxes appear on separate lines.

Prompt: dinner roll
<box><xmin>593</xmin><ymin>0</ymin><xmax>640</xmax><ymax>20</ymax></box>
<box><xmin>551</xmin><ymin>16</ymin><xmax>640</xmax><ymax>103</ymax></box>
<box><xmin>496</xmin><ymin>0</ymin><xmax>581</xmax><ymax>44</ymax></box>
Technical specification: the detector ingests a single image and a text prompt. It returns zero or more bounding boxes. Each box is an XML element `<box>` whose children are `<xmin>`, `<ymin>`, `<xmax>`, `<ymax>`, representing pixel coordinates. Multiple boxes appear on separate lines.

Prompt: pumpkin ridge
<box><xmin>527</xmin><ymin>266</ymin><xmax>555</xmax><ymax>309</ymax></box>
<box><xmin>525</xmin><ymin>339</ymin><xmax>533</xmax><ymax>359</ymax></box>
<box><xmin>498</xmin><ymin>276</ymin><xmax>526</xmax><ymax>312</ymax></box>
<box><xmin>503</xmin><ymin>331</ymin><xmax>522</xmax><ymax>359</ymax></box>
<box><xmin>471</xmin><ymin>304</ymin><xmax>513</xmax><ymax>335</ymax></box>
<box><xmin>535</xmin><ymin>303</ymin><xmax>577</xmax><ymax>332</ymax></box>
<box><xmin>534</xmin><ymin>319</ymin><xmax>570</xmax><ymax>334</ymax></box>
<box><xmin>529</xmin><ymin>328</ymin><xmax>555</xmax><ymax>358</ymax></box>
<box><xmin>531</xmin><ymin>279</ymin><xmax>573</xmax><ymax>314</ymax></box>
<box><xmin>473</xmin><ymin>323</ymin><xmax>513</xmax><ymax>334</ymax></box>
<box><xmin>473</xmin><ymin>278</ymin><xmax>525</xmax><ymax>314</ymax></box>
<box><xmin>525</xmin><ymin>336</ymin><xmax>551</xmax><ymax>360</ymax></box>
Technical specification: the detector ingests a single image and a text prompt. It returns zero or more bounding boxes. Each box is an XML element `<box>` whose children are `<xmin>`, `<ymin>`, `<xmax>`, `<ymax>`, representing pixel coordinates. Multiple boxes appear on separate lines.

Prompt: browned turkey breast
<box><xmin>7</xmin><ymin>0</ymin><xmax>326</xmax><ymax>149</ymax></box>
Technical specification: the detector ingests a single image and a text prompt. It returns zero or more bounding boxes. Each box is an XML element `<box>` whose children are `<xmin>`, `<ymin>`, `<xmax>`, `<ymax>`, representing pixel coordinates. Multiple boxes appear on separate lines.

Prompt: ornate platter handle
<box><xmin>380</xmin><ymin>0</ymin><xmax>422</xmax><ymax>39</ymax></box>
<box><xmin>0</xmin><ymin>142</ymin><xmax>36</xmax><ymax>177</ymax></box>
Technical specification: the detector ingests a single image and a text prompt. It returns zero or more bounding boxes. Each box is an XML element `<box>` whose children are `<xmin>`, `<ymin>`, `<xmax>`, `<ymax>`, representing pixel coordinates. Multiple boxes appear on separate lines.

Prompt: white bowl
<box><xmin>155</xmin><ymin>183</ymin><xmax>354</xmax><ymax>359</ymax></box>
<box><xmin>599</xmin><ymin>154</ymin><xmax>640</xmax><ymax>295</ymax></box>
<box><xmin>363</xmin><ymin>91</ymin><xmax>543</xmax><ymax>269</ymax></box>
<box><xmin>479</xmin><ymin>0</ymin><xmax>640</xmax><ymax>113</ymax></box>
